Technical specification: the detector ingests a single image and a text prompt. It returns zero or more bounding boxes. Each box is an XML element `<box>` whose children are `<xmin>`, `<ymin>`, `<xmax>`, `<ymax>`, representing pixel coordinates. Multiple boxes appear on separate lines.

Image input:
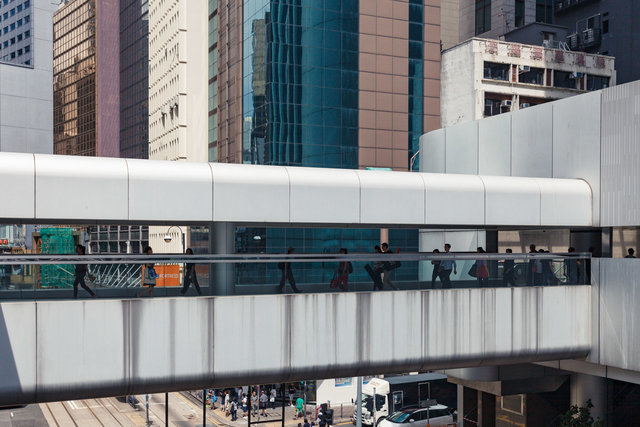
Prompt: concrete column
<box><xmin>601</xmin><ymin>227</ymin><xmax>613</xmax><ymax>258</ymax></box>
<box><xmin>477</xmin><ymin>392</ymin><xmax>495</xmax><ymax>427</ymax></box>
<box><xmin>209</xmin><ymin>222</ymin><xmax>235</xmax><ymax>296</ymax></box>
<box><xmin>458</xmin><ymin>386</ymin><xmax>477</xmax><ymax>427</ymax></box>
<box><xmin>570</xmin><ymin>373</ymin><xmax>607</xmax><ymax>422</ymax></box>
<box><xmin>456</xmin><ymin>385</ymin><xmax>464</xmax><ymax>427</ymax></box>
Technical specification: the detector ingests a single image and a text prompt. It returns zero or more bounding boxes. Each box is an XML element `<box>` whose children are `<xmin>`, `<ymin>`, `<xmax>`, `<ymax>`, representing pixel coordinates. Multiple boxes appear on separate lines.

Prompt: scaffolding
<box><xmin>40</xmin><ymin>227</ymin><xmax>75</xmax><ymax>288</ymax></box>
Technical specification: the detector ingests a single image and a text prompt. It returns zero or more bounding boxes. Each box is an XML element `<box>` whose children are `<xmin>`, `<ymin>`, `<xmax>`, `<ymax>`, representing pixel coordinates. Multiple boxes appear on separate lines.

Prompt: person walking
<box><xmin>475</xmin><ymin>247</ymin><xmax>489</xmax><ymax>287</ymax></box>
<box><xmin>564</xmin><ymin>247</ymin><xmax>578</xmax><ymax>284</ymax></box>
<box><xmin>251</xmin><ymin>391</ymin><xmax>259</xmax><ymax>417</ymax></box>
<box><xmin>380</xmin><ymin>243</ymin><xmax>399</xmax><ymax>290</ymax></box>
<box><xmin>278</xmin><ymin>247</ymin><xmax>301</xmax><ymax>293</ymax></box>
<box><xmin>288</xmin><ymin>383</ymin><xmax>296</xmax><ymax>406</ymax></box>
<box><xmin>296</xmin><ymin>395</ymin><xmax>304</xmax><ymax>419</ymax></box>
<box><xmin>73</xmin><ymin>244</ymin><xmax>96</xmax><ymax>299</ymax></box>
<box><xmin>225</xmin><ymin>390</ymin><xmax>231</xmax><ymax>417</ymax></box>
<box><xmin>260</xmin><ymin>390</ymin><xmax>268</xmax><ymax>417</ymax></box>
<box><xmin>242</xmin><ymin>393</ymin><xmax>248</xmax><ymax>417</ymax></box>
<box><xmin>137</xmin><ymin>246</ymin><xmax>157</xmax><ymax>297</ymax></box>
<box><xmin>367</xmin><ymin>246</ymin><xmax>385</xmax><ymax>290</ymax></box>
<box><xmin>502</xmin><ymin>248</ymin><xmax>516</xmax><ymax>286</ymax></box>
<box><xmin>333</xmin><ymin>248</ymin><xmax>353</xmax><ymax>291</ymax></box>
<box><xmin>626</xmin><ymin>248</ymin><xmax>636</xmax><ymax>258</ymax></box>
<box><xmin>231</xmin><ymin>397</ymin><xmax>238</xmax><ymax>421</ymax></box>
<box><xmin>270</xmin><ymin>387</ymin><xmax>277</xmax><ymax>409</ymax></box>
<box><xmin>527</xmin><ymin>244</ymin><xmax>537</xmax><ymax>285</ymax></box>
<box><xmin>439</xmin><ymin>243</ymin><xmax>457</xmax><ymax>289</ymax></box>
<box><xmin>181</xmin><ymin>248</ymin><xmax>202</xmax><ymax>295</ymax></box>
<box><xmin>430</xmin><ymin>249</ymin><xmax>441</xmax><ymax>289</ymax></box>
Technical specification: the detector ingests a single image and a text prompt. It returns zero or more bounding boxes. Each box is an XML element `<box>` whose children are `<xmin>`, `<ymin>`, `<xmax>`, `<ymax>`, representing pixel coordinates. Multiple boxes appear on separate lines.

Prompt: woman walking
<box><xmin>475</xmin><ymin>247</ymin><xmax>489</xmax><ymax>287</ymax></box>
<box><xmin>137</xmin><ymin>246</ymin><xmax>157</xmax><ymax>297</ymax></box>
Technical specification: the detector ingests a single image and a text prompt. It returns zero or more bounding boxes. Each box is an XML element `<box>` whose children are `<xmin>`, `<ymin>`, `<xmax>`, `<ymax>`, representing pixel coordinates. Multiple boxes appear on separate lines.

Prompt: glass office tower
<box><xmin>212</xmin><ymin>0</ymin><xmax>440</xmax><ymax>282</ymax></box>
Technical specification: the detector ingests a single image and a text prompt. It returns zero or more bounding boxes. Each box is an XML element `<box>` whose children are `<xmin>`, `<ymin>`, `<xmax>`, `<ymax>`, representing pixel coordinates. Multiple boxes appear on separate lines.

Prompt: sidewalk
<box><xmin>205</xmin><ymin>402</ymin><xmax>355</xmax><ymax>427</ymax></box>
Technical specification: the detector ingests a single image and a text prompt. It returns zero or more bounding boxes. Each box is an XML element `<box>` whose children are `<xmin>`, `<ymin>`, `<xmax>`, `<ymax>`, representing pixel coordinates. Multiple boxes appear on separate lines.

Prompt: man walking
<box><xmin>278</xmin><ymin>247</ymin><xmax>302</xmax><ymax>293</ymax></box>
<box><xmin>439</xmin><ymin>243</ymin><xmax>457</xmax><ymax>289</ymax></box>
<box><xmin>381</xmin><ymin>242</ymin><xmax>399</xmax><ymax>290</ymax></box>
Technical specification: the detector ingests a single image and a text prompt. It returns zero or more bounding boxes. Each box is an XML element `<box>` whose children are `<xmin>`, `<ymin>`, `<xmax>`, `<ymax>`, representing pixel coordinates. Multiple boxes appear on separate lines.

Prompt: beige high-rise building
<box><xmin>148</xmin><ymin>0</ymin><xmax>208</xmax><ymax>163</ymax></box>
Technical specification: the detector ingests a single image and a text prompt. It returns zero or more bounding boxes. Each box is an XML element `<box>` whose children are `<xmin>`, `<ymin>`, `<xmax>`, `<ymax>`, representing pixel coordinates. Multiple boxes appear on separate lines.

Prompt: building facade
<box><xmin>213</xmin><ymin>0</ymin><xmax>441</xmax><ymax>171</ymax></box>
<box><xmin>0</xmin><ymin>0</ymin><xmax>55</xmax><ymax>154</ymax></box>
<box><xmin>0</xmin><ymin>0</ymin><xmax>33</xmax><ymax>65</ymax></box>
<box><xmin>553</xmin><ymin>0</ymin><xmax>640</xmax><ymax>84</ymax></box>
<box><xmin>53</xmin><ymin>0</ymin><xmax>120</xmax><ymax>157</ymax></box>
<box><xmin>148</xmin><ymin>0</ymin><xmax>208</xmax><ymax>162</ymax></box>
<box><xmin>441</xmin><ymin>37</ymin><xmax>615</xmax><ymax>127</ymax></box>
<box><xmin>120</xmin><ymin>0</ymin><xmax>149</xmax><ymax>159</ymax></box>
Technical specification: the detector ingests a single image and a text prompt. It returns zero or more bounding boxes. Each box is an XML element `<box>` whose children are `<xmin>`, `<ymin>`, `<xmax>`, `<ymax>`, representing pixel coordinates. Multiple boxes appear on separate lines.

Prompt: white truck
<box><xmin>352</xmin><ymin>374</ymin><xmax>456</xmax><ymax>426</ymax></box>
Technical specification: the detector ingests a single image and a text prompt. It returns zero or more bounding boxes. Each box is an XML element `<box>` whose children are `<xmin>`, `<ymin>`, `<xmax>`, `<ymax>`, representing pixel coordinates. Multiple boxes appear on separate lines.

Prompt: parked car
<box><xmin>377</xmin><ymin>405</ymin><xmax>454</xmax><ymax>427</ymax></box>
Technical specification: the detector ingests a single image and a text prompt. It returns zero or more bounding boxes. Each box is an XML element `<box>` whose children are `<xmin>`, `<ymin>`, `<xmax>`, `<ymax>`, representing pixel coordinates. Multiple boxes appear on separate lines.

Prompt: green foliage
<box><xmin>559</xmin><ymin>399</ymin><xmax>604</xmax><ymax>427</ymax></box>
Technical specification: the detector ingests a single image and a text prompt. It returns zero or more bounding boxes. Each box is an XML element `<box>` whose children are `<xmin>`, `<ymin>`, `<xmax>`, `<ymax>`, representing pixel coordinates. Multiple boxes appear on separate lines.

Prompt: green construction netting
<box><xmin>40</xmin><ymin>228</ymin><xmax>75</xmax><ymax>288</ymax></box>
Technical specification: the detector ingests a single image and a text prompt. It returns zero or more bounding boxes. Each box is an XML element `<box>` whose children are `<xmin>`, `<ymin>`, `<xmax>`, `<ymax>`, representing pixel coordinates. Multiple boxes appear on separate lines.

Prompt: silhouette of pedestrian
<box><xmin>73</xmin><ymin>244</ymin><xmax>96</xmax><ymax>299</ymax></box>
<box><xmin>278</xmin><ymin>247</ymin><xmax>301</xmax><ymax>293</ymax></box>
<box><xmin>137</xmin><ymin>246</ymin><xmax>157</xmax><ymax>297</ymax></box>
<box><xmin>431</xmin><ymin>249</ymin><xmax>441</xmax><ymax>288</ymax></box>
<box><xmin>502</xmin><ymin>248</ymin><xmax>515</xmax><ymax>286</ymax></box>
<box><xmin>181</xmin><ymin>248</ymin><xmax>202</xmax><ymax>295</ymax></box>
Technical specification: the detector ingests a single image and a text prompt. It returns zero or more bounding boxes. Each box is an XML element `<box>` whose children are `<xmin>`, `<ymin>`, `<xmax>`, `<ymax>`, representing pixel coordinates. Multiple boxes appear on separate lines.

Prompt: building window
<box><xmin>518</xmin><ymin>66</ymin><xmax>545</xmax><ymax>85</ymax></box>
<box><xmin>553</xmin><ymin>70</ymin><xmax>578</xmax><ymax>89</ymax></box>
<box><xmin>484</xmin><ymin>96</ymin><xmax>511</xmax><ymax>117</ymax></box>
<box><xmin>536</xmin><ymin>0</ymin><xmax>552</xmax><ymax>24</ymax></box>
<box><xmin>515</xmin><ymin>0</ymin><xmax>525</xmax><ymax>27</ymax></box>
<box><xmin>483</xmin><ymin>61</ymin><xmax>510</xmax><ymax>80</ymax></box>
<box><xmin>475</xmin><ymin>0</ymin><xmax>491</xmax><ymax>35</ymax></box>
<box><xmin>587</xmin><ymin>75</ymin><xmax>609</xmax><ymax>91</ymax></box>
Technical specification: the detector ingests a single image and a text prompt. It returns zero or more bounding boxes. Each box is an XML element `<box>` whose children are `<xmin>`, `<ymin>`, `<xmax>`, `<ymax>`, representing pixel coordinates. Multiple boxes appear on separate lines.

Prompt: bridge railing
<box><xmin>0</xmin><ymin>252</ymin><xmax>590</xmax><ymax>300</ymax></box>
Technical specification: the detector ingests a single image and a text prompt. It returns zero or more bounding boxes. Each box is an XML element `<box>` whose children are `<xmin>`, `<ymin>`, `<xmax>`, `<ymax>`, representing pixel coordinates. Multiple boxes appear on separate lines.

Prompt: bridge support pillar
<box><xmin>570</xmin><ymin>373</ymin><xmax>606</xmax><ymax>422</ymax></box>
<box><xmin>209</xmin><ymin>222</ymin><xmax>235</xmax><ymax>295</ymax></box>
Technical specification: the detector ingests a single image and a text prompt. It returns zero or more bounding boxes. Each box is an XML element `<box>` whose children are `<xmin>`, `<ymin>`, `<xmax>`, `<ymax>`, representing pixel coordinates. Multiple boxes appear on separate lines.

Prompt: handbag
<box><xmin>468</xmin><ymin>263</ymin><xmax>477</xmax><ymax>277</ymax></box>
<box><xmin>330</xmin><ymin>272</ymin><xmax>338</xmax><ymax>289</ymax></box>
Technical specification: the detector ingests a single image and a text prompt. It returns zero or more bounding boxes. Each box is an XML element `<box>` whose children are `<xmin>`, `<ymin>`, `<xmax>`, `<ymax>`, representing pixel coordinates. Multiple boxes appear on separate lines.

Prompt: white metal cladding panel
<box><xmin>34</xmin><ymin>155</ymin><xmax>128</xmax><ymax>220</ymax></box>
<box><xmin>511</xmin><ymin>103</ymin><xmax>553</xmax><ymax>178</ymax></box>
<box><xmin>509</xmin><ymin>287</ymin><xmax>539</xmax><ymax>359</ymax></box>
<box><xmin>445</xmin><ymin>120</ymin><xmax>479</xmax><ymax>174</ymax></box>
<box><xmin>213</xmin><ymin>295</ymin><xmax>290</xmax><ymax>384</ymax></box>
<box><xmin>422</xmin><ymin>173</ymin><xmax>485</xmax><ymax>225</ymax></box>
<box><xmin>0</xmin><ymin>303</ymin><xmax>36</xmax><ymax>404</ymax></box>
<box><xmin>537</xmin><ymin>178</ymin><xmax>592</xmax><ymax>226</ymax></box>
<box><xmin>0</xmin><ymin>153</ymin><xmax>34</xmax><ymax>219</ymax></box>
<box><xmin>539</xmin><ymin>286</ymin><xmax>591</xmax><ymax>356</ymax></box>
<box><xmin>290</xmin><ymin>293</ymin><xmax>359</xmax><ymax>377</ymax></box>
<box><xmin>36</xmin><ymin>300</ymin><xmax>127</xmax><ymax>400</ymax></box>
<box><xmin>287</xmin><ymin>167</ymin><xmax>360</xmax><ymax>224</ymax></box>
<box><xmin>420</xmin><ymin>130</ymin><xmax>446</xmax><ymax>173</ymax></box>
<box><xmin>364</xmin><ymin>291</ymin><xmax>424</xmax><ymax>372</ymax></box>
<box><xmin>482</xmin><ymin>175</ymin><xmax>541</xmax><ymax>226</ymax></box>
<box><xmin>478</xmin><ymin>113</ymin><xmax>511</xmax><ymax>176</ymax></box>
<box><xmin>598</xmin><ymin>259</ymin><xmax>640</xmax><ymax>372</ymax></box>
<box><xmin>358</xmin><ymin>169</ymin><xmax>426</xmax><ymax>225</ymax></box>
<box><xmin>600</xmin><ymin>81</ymin><xmax>640</xmax><ymax>226</ymax></box>
<box><xmin>129</xmin><ymin>298</ymin><xmax>213</xmax><ymax>390</ymax></box>
<box><xmin>551</xmin><ymin>91</ymin><xmax>601</xmax><ymax>227</ymax></box>
<box><xmin>212</xmin><ymin>163</ymin><xmax>289</xmax><ymax>223</ymax></box>
<box><xmin>127</xmin><ymin>159</ymin><xmax>213</xmax><ymax>222</ymax></box>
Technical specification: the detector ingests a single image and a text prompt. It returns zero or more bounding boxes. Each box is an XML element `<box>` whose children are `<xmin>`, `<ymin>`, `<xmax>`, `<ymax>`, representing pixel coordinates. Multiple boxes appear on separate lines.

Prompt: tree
<box><xmin>559</xmin><ymin>399</ymin><xmax>604</xmax><ymax>427</ymax></box>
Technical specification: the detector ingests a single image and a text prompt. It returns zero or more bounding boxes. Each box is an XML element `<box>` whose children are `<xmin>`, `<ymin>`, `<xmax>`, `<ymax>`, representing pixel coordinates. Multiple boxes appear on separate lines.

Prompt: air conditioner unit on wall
<box><xmin>520</xmin><ymin>103</ymin><xmax>530</xmax><ymax>108</ymax></box>
<box><xmin>500</xmin><ymin>100</ymin><xmax>513</xmax><ymax>107</ymax></box>
<box><xmin>519</xmin><ymin>65</ymin><xmax>531</xmax><ymax>73</ymax></box>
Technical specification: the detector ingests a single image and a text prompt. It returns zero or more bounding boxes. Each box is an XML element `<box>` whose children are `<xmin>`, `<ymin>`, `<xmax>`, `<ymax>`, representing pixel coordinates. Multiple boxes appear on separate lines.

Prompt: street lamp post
<box><xmin>164</xmin><ymin>225</ymin><xmax>185</xmax><ymax>253</ymax></box>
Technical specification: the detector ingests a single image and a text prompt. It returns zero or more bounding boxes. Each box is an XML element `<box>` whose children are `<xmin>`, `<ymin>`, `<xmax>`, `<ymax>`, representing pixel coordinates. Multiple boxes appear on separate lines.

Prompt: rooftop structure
<box><xmin>440</xmin><ymin>37</ymin><xmax>615</xmax><ymax>127</ymax></box>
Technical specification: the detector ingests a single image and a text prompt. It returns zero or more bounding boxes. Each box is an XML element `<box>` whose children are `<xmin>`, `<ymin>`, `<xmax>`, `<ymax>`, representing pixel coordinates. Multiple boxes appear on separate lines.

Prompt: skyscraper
<box><xmin>53</xmin><ymin>0</ymin><xmax>120</xmax><ymax>157</ymax></box>
<box><xmin>0</xmin><ymin>0</ymin><xmax>34</xmax><ymax>65</ymax></box>
<box><xmin>213</xmin><ymin>0</ymin><xmax>441</xmax><ymax>171</ymax></box>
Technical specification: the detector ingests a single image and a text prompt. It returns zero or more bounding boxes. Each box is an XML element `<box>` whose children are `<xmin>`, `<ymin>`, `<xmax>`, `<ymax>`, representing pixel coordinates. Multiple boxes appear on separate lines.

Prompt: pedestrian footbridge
<box><xmin>0</xmin><ymin>285</ymin><xmax>591</xmax><ymax>405</ymax></box>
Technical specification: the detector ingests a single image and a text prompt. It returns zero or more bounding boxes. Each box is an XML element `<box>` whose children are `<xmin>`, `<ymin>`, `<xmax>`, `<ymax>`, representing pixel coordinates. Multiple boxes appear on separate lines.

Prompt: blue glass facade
<box><xmin>242</xmin><ymin>0</ymin><xmax>359</xmax><ymax>168</ymax></box>
<box><xmin>408</xmin><ymin>0</ymin><xmax>424</xmax><ymax>163</ymax></box>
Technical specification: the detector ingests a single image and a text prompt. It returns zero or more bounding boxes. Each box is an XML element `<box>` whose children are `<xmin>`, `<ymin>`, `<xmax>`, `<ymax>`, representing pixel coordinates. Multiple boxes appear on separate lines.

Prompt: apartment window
<box><xmin>515</xmin><ymin>0</ymin><xmax>525</xmax><ymax>27</ymax></box>
<box><xmin>483</xmin><ymin>61</ymin><xmax>510</xmax><ymax>81</ymax></box>
<box><xmin>475</xmin><ymin>0</ymin><xmax>491</xmax><ymax>35</ymax></box>
<box><xmin>23</xmin><ymin>14</ymin><xmax>28</xmax><ymax>22</ymax></box>
<box><xmin>484</xmin><ymin>96</ymin><xmax>511</xmax><ymax>117</ymax></box>
<box><xmin>553</xmin><ymin>70</ymin><xmax>577</xmax><ymax>89</ymax></box>
<box><xmin>16</xmin><ymin>4</ymin><xmax>20</xmax><ymax>11</ymax></box>
<box><xmin>24</xmin><ymin>0</ymin><xmax>29</xmax><ymax>8</ymax></box>
<box><xmin>587</xmin><ymin>75</ymin><xmax>609</xmax><ymax>91</ymax></box>
<box><xmin>519</xmin><ymin>66</ymin><xmax>544</xmax><ymax>85</ymax></box>
<box><xmin>536</xmin><ymin>0</ymin><xmax>552</xmax><ymax>24</ymax></box>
